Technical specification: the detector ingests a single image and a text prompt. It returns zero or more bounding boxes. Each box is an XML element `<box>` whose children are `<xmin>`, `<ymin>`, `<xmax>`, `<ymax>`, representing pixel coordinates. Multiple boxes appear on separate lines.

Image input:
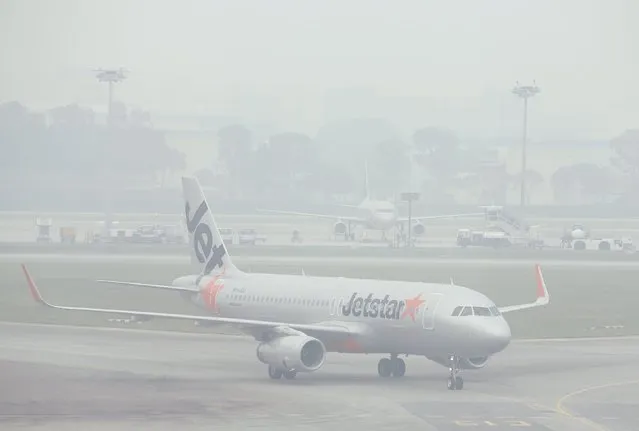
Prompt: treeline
<box><xmin>0</xmin><ymin>101</ymin><xmax>184</xmax><ymax>190</ymax></box>
<box><xmin>1</xmin><ymin>100</ymin><xmax>639</xmax><ymax>211</ymax></box>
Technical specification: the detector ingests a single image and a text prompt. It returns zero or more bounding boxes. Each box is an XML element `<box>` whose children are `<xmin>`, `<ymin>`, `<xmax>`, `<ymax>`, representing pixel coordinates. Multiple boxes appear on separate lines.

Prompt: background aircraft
<box><xmin>22</xmin><ymin>176</ymin><xmax>550</xmax><ymax>391</ymax></box>
<box><xmin>259</xmin><ymin>163</ymin><xmax>482</xmax><ymax>241</ymax></box>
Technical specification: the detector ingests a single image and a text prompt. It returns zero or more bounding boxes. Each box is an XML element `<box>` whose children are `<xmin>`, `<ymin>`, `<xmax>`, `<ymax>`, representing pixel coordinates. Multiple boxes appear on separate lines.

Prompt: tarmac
<box><xmin>5</xmin><ymin>211</ymin><xmax>639</xmax><ymax>245</ymax></box>
<box><xmin>0</xmin><ymin>322</ymin><xmax>637</xmax><ymax>431</ymax></box>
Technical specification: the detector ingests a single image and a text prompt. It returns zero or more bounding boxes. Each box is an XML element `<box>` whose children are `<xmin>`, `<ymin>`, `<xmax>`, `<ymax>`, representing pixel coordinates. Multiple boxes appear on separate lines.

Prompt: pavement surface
<box><xmin>4</xmin><ymin>211</ymin><xmax>639</xmax><ymax>245</ymax></box>
<box><xmin>0</xmin><ymin>322</ymin><xmax>637</xmax><ymax>430</ymax></box>
<box><xmin>1</xmin><ymin>253</ymin><xmax>636</xmax><ymax>339</ymax></box>
<box><xmin>3</xmin><ymin>242</ymin><xmax>639</xmax><ymax>261</ymax></box>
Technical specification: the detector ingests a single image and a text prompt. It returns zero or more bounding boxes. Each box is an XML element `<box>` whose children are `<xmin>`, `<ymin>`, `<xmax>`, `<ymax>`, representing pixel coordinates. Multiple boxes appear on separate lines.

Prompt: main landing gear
<box><xmin>268</xmin><ymin>365</ymin><xmax>297</xmax><ymax>380</ymax></box>
<box><xmin>377</xmin><ymin>354</ymin><xmax>406</xmax><ymax>378</ymax></box>
<box><xmin>447</xmin><ymin>355</ymin><xmax>464</xmax><ymax>390</ymax></box>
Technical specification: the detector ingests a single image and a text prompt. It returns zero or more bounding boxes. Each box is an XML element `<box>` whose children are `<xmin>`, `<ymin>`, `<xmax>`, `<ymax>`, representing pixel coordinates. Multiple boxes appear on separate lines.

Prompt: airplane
<box><xmin>258</xmin><ymin>163</ymin><xmax>482</xmax><ymax>241</ymax></box>
<box><xmin>21</xmin><ymin>176</ymin><xmax>550</xmax><ymax>391</ymax></box>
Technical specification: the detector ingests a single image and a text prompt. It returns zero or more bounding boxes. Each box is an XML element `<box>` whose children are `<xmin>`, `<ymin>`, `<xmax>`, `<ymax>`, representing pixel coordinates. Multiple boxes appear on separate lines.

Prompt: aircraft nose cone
<box><xmin>488</xmin><ymin>321</ymin><xmax>511</xmax><ymax>353</ymax></box>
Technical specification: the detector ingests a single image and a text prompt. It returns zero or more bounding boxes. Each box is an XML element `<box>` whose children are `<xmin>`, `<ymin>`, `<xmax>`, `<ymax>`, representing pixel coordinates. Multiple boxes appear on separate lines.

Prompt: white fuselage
<box><xmin>358</xmin><ymin>199</ymin><xmax>399</xmax><ymax>231</ymax></box>
<box><xmin>174</xmin><ymin>272</ymin><xmax>511</xmax><ymax>359</ymax></box>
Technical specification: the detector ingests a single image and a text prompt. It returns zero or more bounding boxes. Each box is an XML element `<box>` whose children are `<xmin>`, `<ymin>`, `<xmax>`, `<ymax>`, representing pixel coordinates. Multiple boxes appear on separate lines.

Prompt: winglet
<box><xmin>534</xmin><ymin>264</ymin><xmax>550</xmax><ymax>305</ymax></box>
<box><xmin>21</xmin><ymin>264</ymin><xmax>45</xmax><ymax>305</ymax></box>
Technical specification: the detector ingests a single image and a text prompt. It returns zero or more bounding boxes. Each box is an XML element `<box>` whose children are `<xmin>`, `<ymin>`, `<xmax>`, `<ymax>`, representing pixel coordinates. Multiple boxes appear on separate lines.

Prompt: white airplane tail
<box><xmin>182</xmin><ymin>176</ymin><xmax>239</xmax><ymax>278</ymax></box>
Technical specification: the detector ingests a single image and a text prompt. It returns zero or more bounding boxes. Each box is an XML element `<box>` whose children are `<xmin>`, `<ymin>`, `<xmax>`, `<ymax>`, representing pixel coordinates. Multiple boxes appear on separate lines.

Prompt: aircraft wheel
<box><xmin>283</xmin><ymin>370</ymin><xmax>297</xmax><ymax>380</ymax></box>
<box><xmin>391</xmin><ymin>358</ymin><xmax>406</xmax><ymax>377</ymax></box>
<box><xmin>447</xmin><ymin>376</ymin><xmax>463</xmax><ymax>390</ymax></box>
<box><xmin>378</xmin><ymin>358</ymin><xmax>392</xmax><ymax>377</ymax></box>
<box><xmin>268</xmin><ymin>365</ymin><xmax>283</xmax><ymax>379</ymax></box>
<box><xmin>447</xmin><ymin>377</ymin><xmax>455</xmax><ymax>390</ymax></box>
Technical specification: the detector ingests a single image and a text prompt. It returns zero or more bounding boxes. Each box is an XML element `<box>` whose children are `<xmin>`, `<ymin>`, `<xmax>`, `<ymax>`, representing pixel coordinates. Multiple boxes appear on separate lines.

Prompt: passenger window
<box><xmin>473</xmin><ymin>307</ymin><xmax>491</xmax><ymax>316</ymax></box>
<box><xmin>460</xmin><ymin>306</ymin><xmax>473</xmax><ymax>316</ymax></box>
<box><xmin>451</xmin><ymin>306</ymin><xmax>463</xmax><ymax>316</ymax></box>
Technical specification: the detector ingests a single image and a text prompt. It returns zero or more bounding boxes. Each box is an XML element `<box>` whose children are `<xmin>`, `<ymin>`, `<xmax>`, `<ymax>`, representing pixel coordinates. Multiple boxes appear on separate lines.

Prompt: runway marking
<box><xmin>451</xmin><ymin>419</ymin><xmax>532</xmax><ymax>427</ymax></box>
<box><xmin>555</xmin><ymin>378</ymin><xmax>639</xmax><ymax>431</ymax></box>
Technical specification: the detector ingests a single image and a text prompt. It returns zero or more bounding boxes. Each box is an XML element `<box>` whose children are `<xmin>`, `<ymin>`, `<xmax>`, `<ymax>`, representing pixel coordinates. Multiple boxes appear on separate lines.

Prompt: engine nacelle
<box><xmin>333</xmin><ymin>221</ymin><xmax>347</xmax><ymax>235</ymax></box>
<box><xmin>427</xmin><ymin>356</ymin><xmax>489</xmax><ymax>370</ymax></box>
<box><xmin>411</xmin><ymin>222</ymin><xmax>425</xmax><ymax>236</ymax></box>
<box><xmin>256</xmin><ymin>336</ymin><xmax>326</xmax><ymax>372</ymax></box>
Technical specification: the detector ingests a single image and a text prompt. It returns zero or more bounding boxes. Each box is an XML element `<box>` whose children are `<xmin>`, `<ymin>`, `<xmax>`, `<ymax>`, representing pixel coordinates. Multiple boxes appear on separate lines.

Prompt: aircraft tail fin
<box><xmin>181</xmin><ymin>176</ymin><xmax>239</xmax><ymax>278</ymax></box>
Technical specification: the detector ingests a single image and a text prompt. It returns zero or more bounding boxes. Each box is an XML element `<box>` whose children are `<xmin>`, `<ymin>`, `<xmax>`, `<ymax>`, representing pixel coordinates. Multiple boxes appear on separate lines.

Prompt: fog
<box><xmin>1</xmin><ymin>0</ymin><xmax>638</xmax><ymax>213</ymax></box>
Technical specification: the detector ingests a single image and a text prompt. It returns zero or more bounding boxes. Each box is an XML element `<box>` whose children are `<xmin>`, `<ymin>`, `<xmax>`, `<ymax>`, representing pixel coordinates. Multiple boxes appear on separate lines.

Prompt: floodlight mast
<box><xmin>94</xmin><ymin>68</ymin><xmax>127</xmax><ymax>126</ymax></box>
<box><xmin>512</xmin><ymin>81</ymin><xmax>540</xmax><ymax>208</ymax></box>
<box><xmin>93</xmin><ymin>68</ymin><xmax>128</xmax><ymax>233</ymax></box>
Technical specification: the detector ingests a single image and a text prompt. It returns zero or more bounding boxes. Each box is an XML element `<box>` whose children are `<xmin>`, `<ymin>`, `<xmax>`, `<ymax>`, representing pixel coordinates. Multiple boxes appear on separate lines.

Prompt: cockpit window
<box><xmin>489</xmin><ymin>306</ymin><xmax>501</xmax><ymax>316</ymax></box>
<box><xmin>473</xmin><ymin>306</ymin><xmax>491</xmax><ymax>316</ymax></box>
<box><xmin>451</xmin><ymin>306</ymin><xmax>463</xmax><ymax>316</ymax></box>
<box><xmin>460</xmin><ymin>306</ymin><xmax>473</xmax><ymax>316</ymax></box>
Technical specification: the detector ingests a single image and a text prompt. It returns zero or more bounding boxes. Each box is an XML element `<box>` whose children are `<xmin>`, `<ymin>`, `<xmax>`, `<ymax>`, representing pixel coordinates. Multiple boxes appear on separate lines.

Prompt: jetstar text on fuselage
<box><xmin>341</xmin><ymin>292</ymin><xmax>408</xmax><ymax>320</ymax></box>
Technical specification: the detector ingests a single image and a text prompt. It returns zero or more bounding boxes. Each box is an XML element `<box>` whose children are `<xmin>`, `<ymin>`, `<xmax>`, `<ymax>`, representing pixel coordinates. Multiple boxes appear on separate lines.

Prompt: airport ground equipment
<box><xmin>237</xmin><ymin>228</ymin><xmax>267</xmax><ymax>245</ymax></box>
<box><xmin>218</xmin><ymin>228</ymin><xmax>235</xmax><ymax>245</ymax></box>
<box><xmin>569</xmin><ymin>236</ymin><xmax>635</xmax><ymax>252</ymax></box>
<box><xmin>59</xmin><ymin>226</ymin><xmax>76</xmax><ymax>244</ymax></box>
<box><xmin>35</xmin><ymin>218</ymin><xmax>53</xmax><ymax>243</ymax></box>
<box><xmin>456</xmin><ymin>205</ymin><xmax>543</xmax><ymax>249</ymax></box>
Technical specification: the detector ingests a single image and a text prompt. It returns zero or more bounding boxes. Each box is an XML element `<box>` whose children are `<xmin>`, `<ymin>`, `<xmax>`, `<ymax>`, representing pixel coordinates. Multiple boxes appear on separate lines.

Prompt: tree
<box><xmin>253</xmin><ymin>132</ymin><xmax>318</xmax><ymax>199</ymax></box>
<box><xmin>371</xmin><ymin>138</ymin><xmax>411</xmax><ymax>198</ymax></box>
<box><xmin>216</xmin><ymin>124</ymin><xmax>253</xmax><ymax>198</ymax></box>
<box><xmin>315</xmin><ymin>118</ymin><xmax>401</xmax><ymax>193</ymax></box>
<box><xmin>551</xmin><ymin>163</ymin><xmax>613</xmax><ymax>204</ymax></box>
<box><xmin>611</xmin><ymin>129</ymin><xmax>639</xmax><ymax>198</ymax></box>
<box><xmin>510</xmin><ymin>170</ymin><xmax>544</xmax><ymax>205</ymax></box>
<box><xmin>48</xmin><ymin>104</ymin><xmax>95</xmax><ymax>127</ymax></box>
<box><xmin>411</xmin><ymin>126</ymin><xmax>463</xmax><ymax>200</ymax></box>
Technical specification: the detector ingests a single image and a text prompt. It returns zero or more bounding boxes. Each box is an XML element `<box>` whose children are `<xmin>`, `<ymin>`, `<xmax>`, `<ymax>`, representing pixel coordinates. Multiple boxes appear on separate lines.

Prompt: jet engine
<box><xmin>256</xmin><ymin>336</ymin><xmax>326</xmax><ymax>372</ymax></box>
<box><xmin>333</xmin><ymin>221</ymin><xmax>347</xmax><ymax>235</ymax></box>
<box><xmin>427</xmin><ymin>356</ymin><xmax>489</xmax><ymax>370</ymax></box>
<box><xmin>411</xmin><ymin>222</ymin><xmax>425</xmax><ymax>236</ymax></box>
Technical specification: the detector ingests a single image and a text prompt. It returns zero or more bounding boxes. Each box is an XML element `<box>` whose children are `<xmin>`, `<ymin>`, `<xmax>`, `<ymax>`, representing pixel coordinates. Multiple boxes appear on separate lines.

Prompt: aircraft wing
<box><xmin>397</xmin><ymin>212</ymin><xmax>484</xmax><ymax>223</ymax></box>
<box><xmin>96</xmin><ymin>280</ymin><xmax>199</xmax><ymax>293</ymax></box>
<box><xmin>22</xmin><ymin>265</ymin><xmax>359</xmax><ymax>337</ymax></box>
<box><xmin>498</xmin><ymin>264</ymin><xmax>550</xmax><ymax>313</ymax></box>
<box><xmin>256</xmin><ymin>209</ymin><xmax>363</xmax><ymax>223</ymax></box>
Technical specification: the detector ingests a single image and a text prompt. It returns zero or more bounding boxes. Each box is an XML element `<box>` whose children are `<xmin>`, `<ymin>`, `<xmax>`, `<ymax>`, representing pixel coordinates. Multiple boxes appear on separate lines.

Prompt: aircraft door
<box><xmin>421</xmin><ymin>293</ymin><xmax>443</xmax><ymax>330</ymax></box>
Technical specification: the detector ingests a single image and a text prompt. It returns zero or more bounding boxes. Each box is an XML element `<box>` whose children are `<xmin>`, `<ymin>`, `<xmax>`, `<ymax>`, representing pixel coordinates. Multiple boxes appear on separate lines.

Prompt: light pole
<box><xmin>400</xmin><ymin>192</ymin><xmax>420</xmax><ymax>247</ymax></box>
<box><xmin>512</xmin><ymin>81</ymin><xmax>540</xmax><ymax>208</ymax></box>
<box><xmin>93</xmin><ymin>68</ymin><xmax>127</xmax><ymax>233</ymax></box>
<box><xmin>94</xmin><ymin>68</ymin><xmax>127</xmax><ymax>126</ymax></box>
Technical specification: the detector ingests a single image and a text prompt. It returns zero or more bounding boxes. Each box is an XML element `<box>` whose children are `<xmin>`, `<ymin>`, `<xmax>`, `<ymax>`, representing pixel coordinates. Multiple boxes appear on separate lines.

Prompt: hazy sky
<box><xmin>1</xmin><ymin>0</ymin><xmax>636</xmax><ymax>138</ymax></box>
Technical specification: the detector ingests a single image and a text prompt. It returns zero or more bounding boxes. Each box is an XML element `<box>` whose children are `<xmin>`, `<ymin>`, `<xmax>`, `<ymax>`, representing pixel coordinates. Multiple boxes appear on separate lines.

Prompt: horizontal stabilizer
<box><xmin>96</xmin><ymin>280</ymin><xmax>198</xmax><ymax>293</ymax></box>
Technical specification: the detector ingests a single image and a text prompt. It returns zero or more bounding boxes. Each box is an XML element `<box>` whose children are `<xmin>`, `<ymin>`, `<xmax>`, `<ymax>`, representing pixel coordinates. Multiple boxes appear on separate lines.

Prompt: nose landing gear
<box><xmin>377</xmin><ymin>354</ymin><xmax>406</xmax><ymax>378</ymax></box>
<box><xmin>447</xmin><ymin>355</ymin><xmax>464</xmax><ymax>390</ymax></box>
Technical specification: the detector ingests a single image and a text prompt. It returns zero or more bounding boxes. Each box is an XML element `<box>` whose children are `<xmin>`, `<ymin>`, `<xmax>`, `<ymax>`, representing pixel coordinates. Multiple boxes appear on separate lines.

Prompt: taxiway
<box><xmin>0</xmin><ymin>322</ymin><xmax>637</xmax><ymax>430</ymax></box>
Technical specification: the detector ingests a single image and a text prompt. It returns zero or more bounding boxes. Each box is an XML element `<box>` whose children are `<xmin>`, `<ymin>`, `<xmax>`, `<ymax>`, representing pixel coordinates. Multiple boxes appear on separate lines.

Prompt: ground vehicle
<box><xmin>59</xmin><ymin>227</ymin><xmax>76</xmax><ymax>244</ymax></box>
<box><xmin>35</xmin><ymin>218</ymin><xmax>53</xmax><ymax>243</ymax></box>
<box><xmin>456</xmin><ymin>228</ymin><xmax>543</xmax><ymax>249</ymax></box>
<box><xmin>570</xmin><ymin>237</ymin><xmax>635</xmax><ymax>252</ymax></box>
<box><xmin>218</xmin><ymin>228</ymin><xmax>235</xmax><ymax>245</ymax></box>
<box><xmin>238</xmin><ymin>228</ymin><xmax>267</xmax><ymax>245</ymax></box>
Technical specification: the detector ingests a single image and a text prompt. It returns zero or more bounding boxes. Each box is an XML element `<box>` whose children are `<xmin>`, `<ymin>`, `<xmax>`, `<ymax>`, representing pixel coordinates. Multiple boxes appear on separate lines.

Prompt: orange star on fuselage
<box><xmin>400</xmin><ymin>294</ymin><xmax>425</xmax><ymax>321</ymax></box>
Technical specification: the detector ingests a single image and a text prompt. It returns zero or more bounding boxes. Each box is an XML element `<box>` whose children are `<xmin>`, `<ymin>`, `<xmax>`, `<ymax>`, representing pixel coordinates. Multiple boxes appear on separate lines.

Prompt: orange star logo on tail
<box><xmin>400</xmin><ymin>294</ymin><xmax>426</xmax><ymax>321</ymax></box>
